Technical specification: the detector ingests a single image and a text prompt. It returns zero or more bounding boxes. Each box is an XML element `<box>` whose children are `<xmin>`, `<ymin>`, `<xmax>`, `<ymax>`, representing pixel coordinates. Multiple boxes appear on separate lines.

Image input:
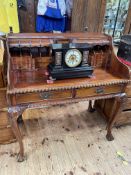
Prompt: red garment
<box><xmin>118</xmin><ymin>57</ymin><xmax>131</xmax><ymax>67</ymax></box>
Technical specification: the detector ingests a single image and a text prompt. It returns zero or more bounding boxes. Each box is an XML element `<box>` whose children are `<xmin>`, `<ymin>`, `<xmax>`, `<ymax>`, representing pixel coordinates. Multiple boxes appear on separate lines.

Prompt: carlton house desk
<box><xmin>4</xmin><ymin>33</ymin><xmax>130</xmax><ymax>162</ymax></box>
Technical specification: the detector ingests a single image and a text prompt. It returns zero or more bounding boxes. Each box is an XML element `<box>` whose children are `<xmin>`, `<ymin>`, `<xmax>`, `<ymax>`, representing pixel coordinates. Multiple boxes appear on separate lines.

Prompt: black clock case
<box><xmin>48</xmin><ymin>43</ymin><xmax>94</xmax><ymax>80</ymax></box>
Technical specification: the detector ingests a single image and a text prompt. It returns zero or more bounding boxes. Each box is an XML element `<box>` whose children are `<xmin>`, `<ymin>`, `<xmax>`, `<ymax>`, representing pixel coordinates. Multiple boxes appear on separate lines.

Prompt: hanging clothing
<box><xmin>0</xmin><ymin>0</ymin><xmax>19</xmax><ymax>33</ymax></box>
<box><xmin>37</xmin><ymin>0</ymin><xmax>66</xmax><ymax>17</ymax></box>
<box><xmin>65</xmin><ymin>0</ymin><xmax>73</xmax><ymax>18</ymax></box>
<box><xmin>36</xmin><ymin>15</ymin><xmax>65</xmax><ymax>32</ymax></box>
<box><xmin>44</xmin><ymin>0</ymin><xmax>63</xmax><ymax>19</ymax></box>
<box><xmin>64</xmin><ymin>0</ymin><xmax>73</xmax><ymax>31</ymax></box>
<box><xmin>36</xmin><ymin>0</ymin><xmax>66</xmax><ymax>32</ymax></box>
<box><xmin>17</xmin><ymin>0</ymin><xmax>26</xmax><ymax>10</ymax></box>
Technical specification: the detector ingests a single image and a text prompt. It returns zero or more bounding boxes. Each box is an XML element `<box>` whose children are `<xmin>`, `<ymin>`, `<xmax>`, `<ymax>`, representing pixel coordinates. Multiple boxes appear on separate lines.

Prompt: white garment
<box><xmin>37</xmin><ymin>0</ymin><xmax>66</xmax><ymax>16</ymax></box>
<box><xmin>66</xmin><ymin>0</ymin><xmax>73</xmax><ymax>17</ymax></box>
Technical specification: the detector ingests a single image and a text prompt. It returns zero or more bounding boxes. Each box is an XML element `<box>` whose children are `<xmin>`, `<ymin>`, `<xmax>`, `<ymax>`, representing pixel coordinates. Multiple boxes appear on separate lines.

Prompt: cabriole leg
<box><xmin>106</xmin><ymin>94</ymin><xmax>127</xmax><ymax>141</ymax></box>
<box><xmin>8</xmin><ymin>107</ymin><xmax>26</xmax><ymax>162</ymax></box>
<box><xmin>88</xmin><ymin>100</ymin><xmax>95</xmax><ymax>112</ymax></box>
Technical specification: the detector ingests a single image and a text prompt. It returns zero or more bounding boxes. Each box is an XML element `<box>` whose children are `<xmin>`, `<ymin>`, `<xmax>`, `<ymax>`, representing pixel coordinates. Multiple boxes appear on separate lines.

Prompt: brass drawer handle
<box><xmin>39</xmin><ymin>92</ymin><xmax>52</xmax><ymax>99</ymax></box>
<box><xmin>96</xmin><ymin>86</ymin><xmax>104</xmax><ymax>94</ymax></box>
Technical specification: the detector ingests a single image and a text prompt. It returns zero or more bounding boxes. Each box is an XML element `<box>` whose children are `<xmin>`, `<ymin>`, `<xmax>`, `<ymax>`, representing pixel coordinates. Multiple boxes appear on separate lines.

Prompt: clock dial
<box><xmin>65</xmin><ymin>49</ymin><xmax>82</xmax><ymax>68</ymax></box>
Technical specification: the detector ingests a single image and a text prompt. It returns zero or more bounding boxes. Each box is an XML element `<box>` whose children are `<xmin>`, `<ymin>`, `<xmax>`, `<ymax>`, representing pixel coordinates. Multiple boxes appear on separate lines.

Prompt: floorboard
<box><xmin>0</xmin><ymin>101</ymin><xmax>131</xmax><ymax>175</ymax></box>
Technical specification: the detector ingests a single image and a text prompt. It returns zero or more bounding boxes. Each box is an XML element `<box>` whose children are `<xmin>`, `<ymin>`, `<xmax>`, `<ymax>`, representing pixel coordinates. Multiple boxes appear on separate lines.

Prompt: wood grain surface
<box><xmin>71</xmin><ymin>0</ymin><xmax>106</xmax><ymax>32</ymax></box>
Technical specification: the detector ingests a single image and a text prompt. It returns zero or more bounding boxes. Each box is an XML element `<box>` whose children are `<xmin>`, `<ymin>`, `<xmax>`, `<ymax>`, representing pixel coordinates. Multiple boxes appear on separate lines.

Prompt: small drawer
<box><xmin>0</xmin><ymin>111</ymin><xmax>9</xmax><ymax>128</ymax></box>
<box><xmin>16</xmin><ymin>90</ymin><xmax>72</xmax><ymax>104</ymax></box>
<box><xmin>0</xmin><ymin>127</ymin><xmax>16</xmax><ymax>144</ymax></box>
<box><xmin>125</xmin><ymin>85</ymin><xmax>131</xmax><ymax>97</ymax></box>
<box><xmin>123</xmin><ymin>98</ymin><xmax>131</xmax><ymax>110</ymax></box>
<box><xmin>116</xmin><ymin>110</ymin><xmax>131</xmax><ymax>126</ymax></box>
<box><xmin>76</xmin><ymin>85</ymin><xmax>122</xmax><ymax>98</ymax></box>
<box><xmin>0</xmin><ymin>89</ymin><xmax>7</xmax><ymax>109</ymax></box>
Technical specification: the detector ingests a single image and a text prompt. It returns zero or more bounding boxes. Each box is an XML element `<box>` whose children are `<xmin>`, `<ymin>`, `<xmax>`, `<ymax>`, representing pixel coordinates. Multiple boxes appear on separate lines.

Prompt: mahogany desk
<box><xmin>5</xmin><ymin>33</ymin><xmax>130</xmax><ymax>162</ymax></box>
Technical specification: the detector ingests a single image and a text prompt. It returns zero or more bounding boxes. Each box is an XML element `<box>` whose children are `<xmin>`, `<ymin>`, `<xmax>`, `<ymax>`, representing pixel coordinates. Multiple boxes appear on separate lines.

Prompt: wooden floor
<box><xmin>0</xmin><ymin>102</ymin><xmax>131</xmax><ymax>175</ymax></box>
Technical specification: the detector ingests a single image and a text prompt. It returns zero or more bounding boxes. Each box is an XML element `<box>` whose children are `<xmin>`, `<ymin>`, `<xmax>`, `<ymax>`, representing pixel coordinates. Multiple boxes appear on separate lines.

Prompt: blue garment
<box><xmin>37</xmin><ymin>0</ymin><xmax>66</xmax><ymax>17</ymax></box>
<box><xmin>36</xmin><ymin>15</ymin><xmax>65</xmax><ymax>32</ymax></box>
<box><xmin>44</xmin><ymin>0</ymin><xmax>63</xmax><ymax>19</ymax></box>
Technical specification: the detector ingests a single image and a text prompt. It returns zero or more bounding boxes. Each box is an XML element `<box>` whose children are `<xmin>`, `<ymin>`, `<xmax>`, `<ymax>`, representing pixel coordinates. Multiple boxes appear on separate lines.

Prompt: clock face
<box><xmin>65</xmin><ymin>49</ymin><xmax>82</xmax><ymax>68</ymax></box>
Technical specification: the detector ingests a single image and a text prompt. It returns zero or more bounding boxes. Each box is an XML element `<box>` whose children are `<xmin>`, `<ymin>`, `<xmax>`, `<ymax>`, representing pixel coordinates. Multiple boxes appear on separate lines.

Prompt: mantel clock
<box><xmin>48</xmin><ymin>43</ymin><xmax>93</xmax><ymax>80</ymax></box>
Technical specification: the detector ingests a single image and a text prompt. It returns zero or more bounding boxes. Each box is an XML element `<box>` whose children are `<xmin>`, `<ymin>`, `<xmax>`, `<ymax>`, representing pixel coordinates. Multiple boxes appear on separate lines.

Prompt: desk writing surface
<box><xmin>8</xmin><ymin>69</ymin><xmax>127</xmax><ymax>94</ymax></box>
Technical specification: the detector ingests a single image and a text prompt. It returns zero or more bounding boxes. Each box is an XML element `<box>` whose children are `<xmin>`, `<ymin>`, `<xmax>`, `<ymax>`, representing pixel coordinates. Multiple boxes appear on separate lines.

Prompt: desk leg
<box><xmin>88</xmin><ymin>100</ymin><xmax>95</xmax><ymax>112</ymax></box>
<box><xmin>106</xmin><ymin>94</ymin><xmax>126</xmax><ymax>141</ymax></box>
<box><xmin>17</xmin><ymin>115</ymin><xmax>23</xmax><ymax>124</ymax></box>
<box><xmin>8</xmin><ymin>110</ymin><xmax>25</xmax><ymax>162</ymax></box>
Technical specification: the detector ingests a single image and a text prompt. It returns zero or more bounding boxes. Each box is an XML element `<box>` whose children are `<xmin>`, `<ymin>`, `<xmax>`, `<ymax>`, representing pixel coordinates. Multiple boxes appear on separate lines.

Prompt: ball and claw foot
<box><xmin>17</xmin><ymin>153</ymin><xmax>26</xmax><ymax>162</ymax></box>
<box><xmin>106</xmin><ymin>133</ymin><xmax>114</xmax><ymax>141</ymax></box>
<box><xmin>17</xmin><ymin>115</ymin><xmax>23</xmax><ymax>124</ymax></box>
<box><xmin>88</xmin><ymin>108</ymin><xmax>96</xmax><ymax>113</ymax></box>
<box><xmin>88</xmin><ymin>101</ymin><xmax>96</xmax><ymax>113</ymax></box>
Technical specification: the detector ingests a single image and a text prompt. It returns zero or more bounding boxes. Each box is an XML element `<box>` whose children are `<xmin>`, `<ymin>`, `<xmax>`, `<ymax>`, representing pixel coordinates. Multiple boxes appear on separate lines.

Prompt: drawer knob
<box><xmin>40</xmin><ymin>92</ymin><xmax>52</xmax><ymax>99</ymax></box>
<box><xmin>96</xmin><ymin>86</ymin><xmax>104</xmax><ymax>94</ymax></box>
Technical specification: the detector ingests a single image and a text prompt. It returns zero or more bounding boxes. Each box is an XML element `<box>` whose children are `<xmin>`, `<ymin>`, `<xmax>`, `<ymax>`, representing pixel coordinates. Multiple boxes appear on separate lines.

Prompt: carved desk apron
<box><xmin>6</xmin><ymin>33</ymin><xmax>131</xmax><ymax>162</ymax></box>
